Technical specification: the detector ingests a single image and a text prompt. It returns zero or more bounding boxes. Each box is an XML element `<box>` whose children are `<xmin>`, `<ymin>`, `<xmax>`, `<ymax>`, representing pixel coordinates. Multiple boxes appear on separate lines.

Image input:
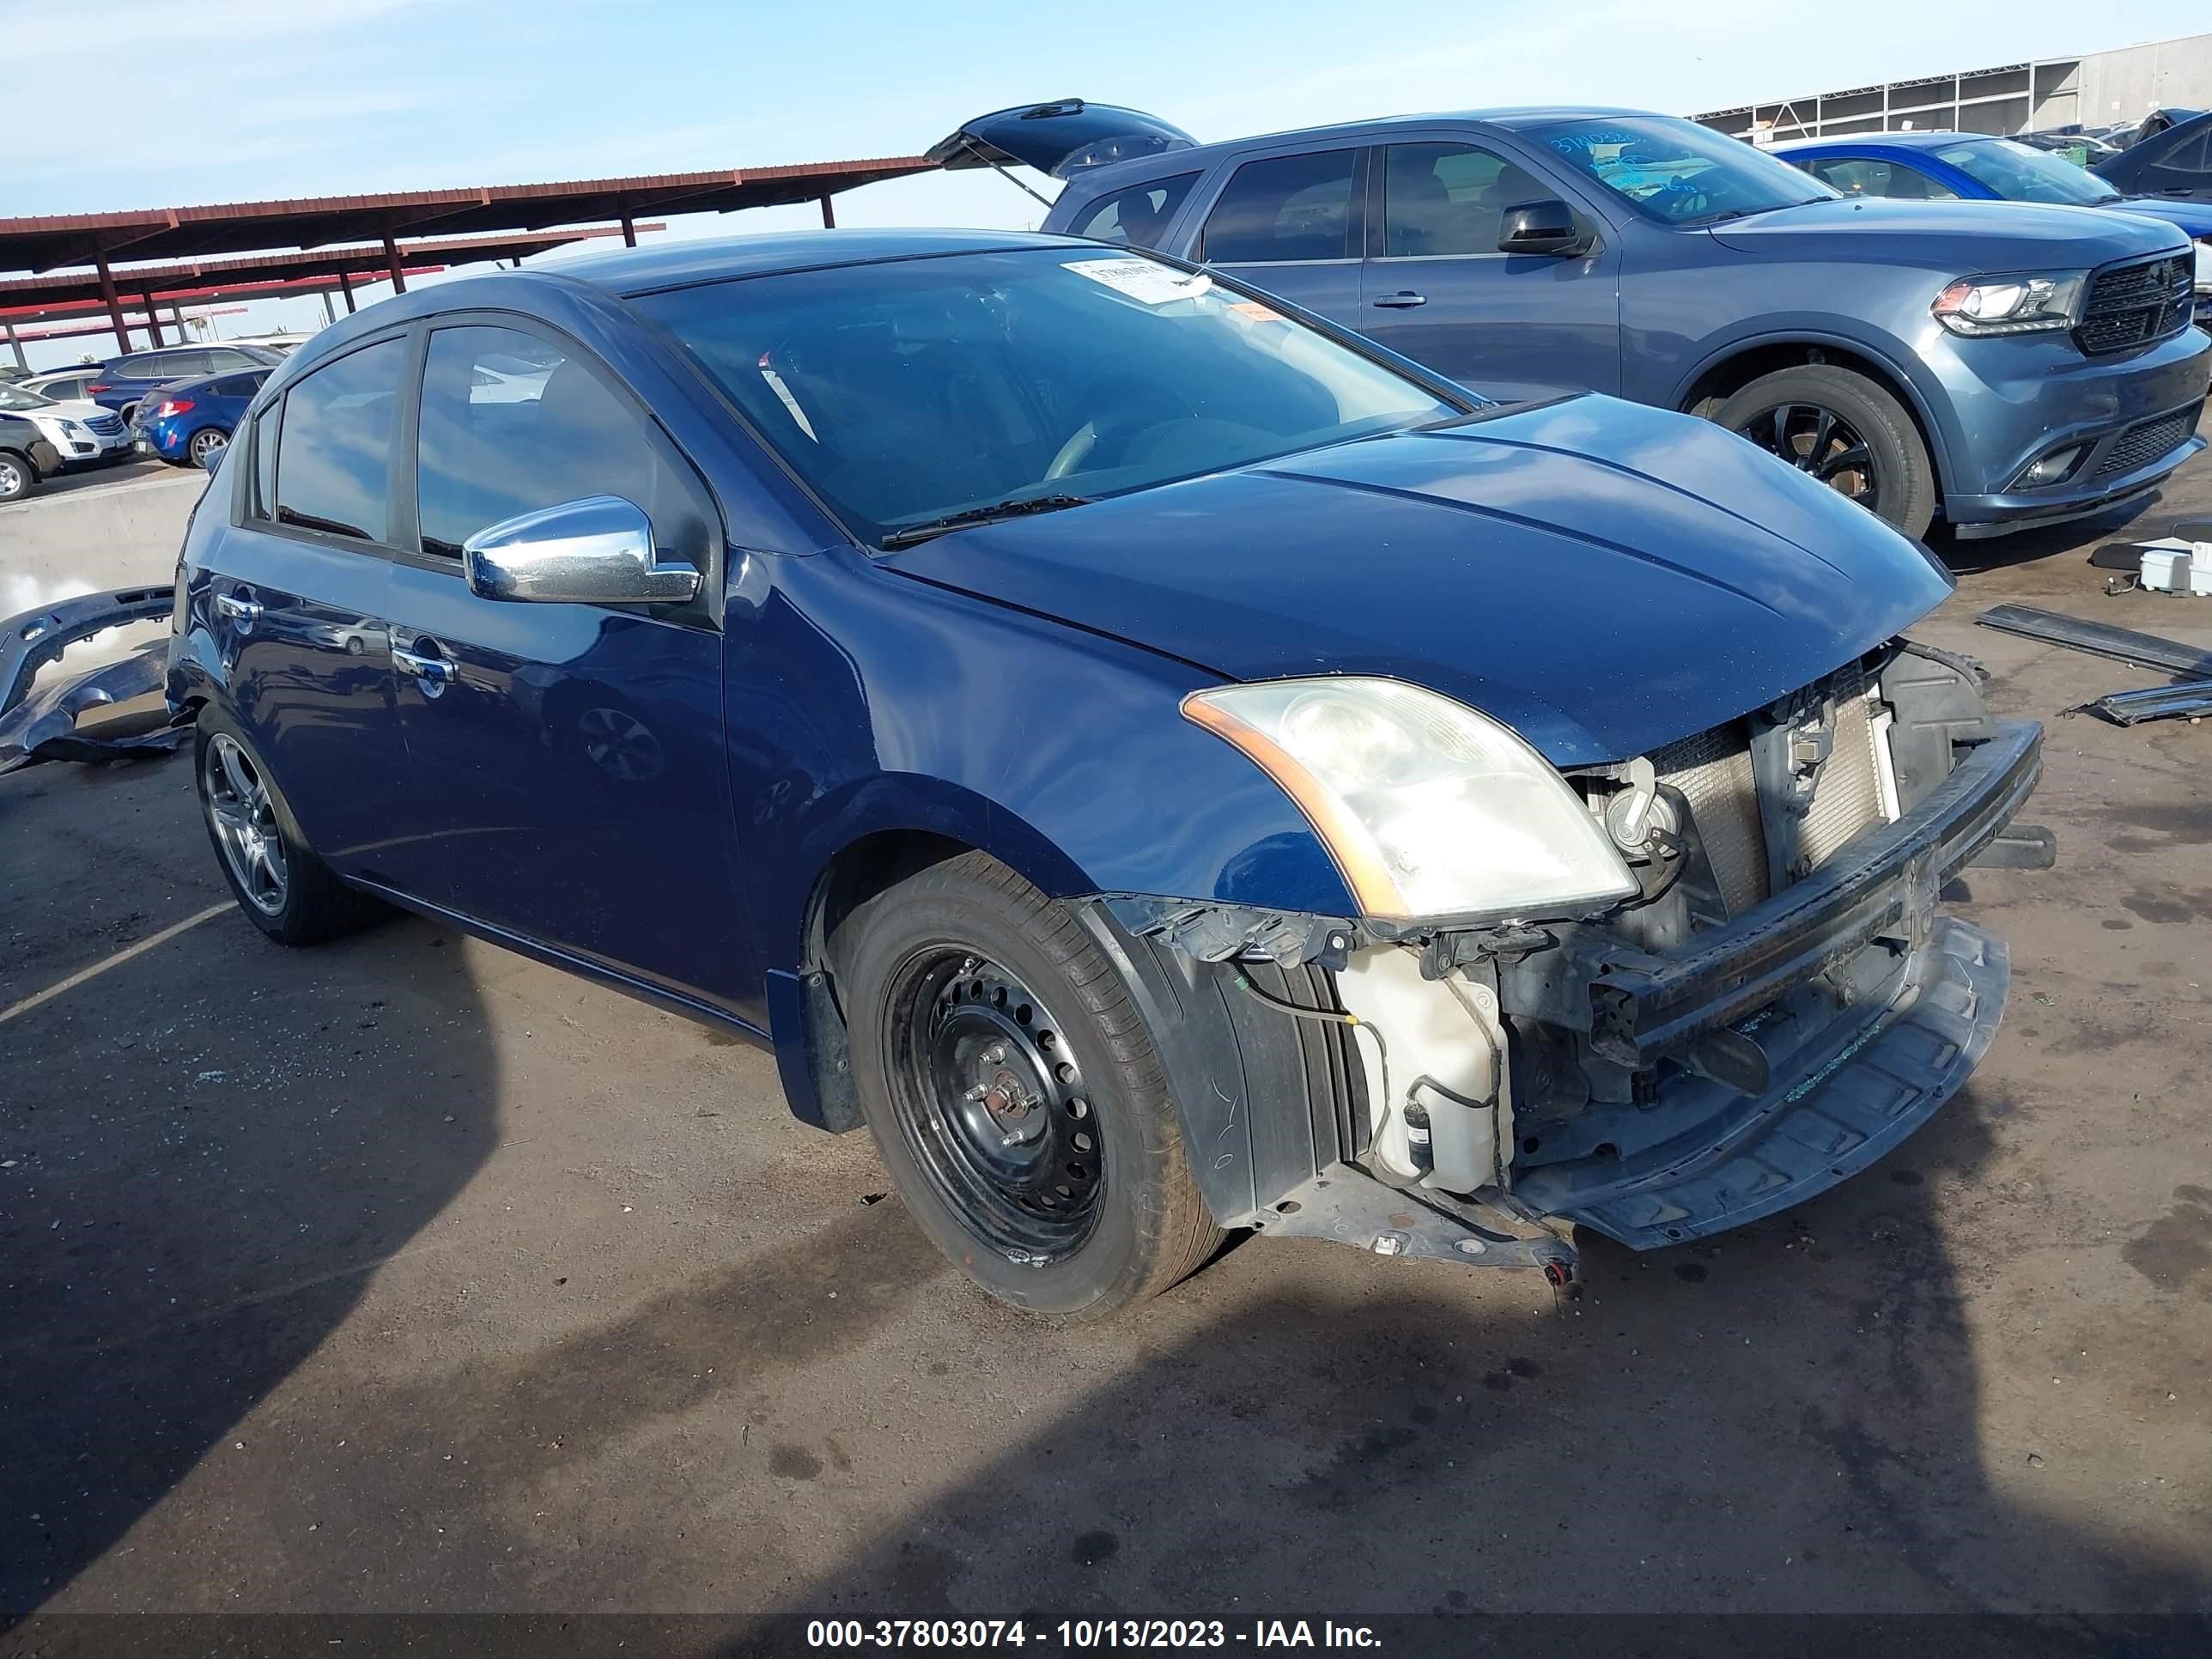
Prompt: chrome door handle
<box><xmin>1372</xmin><ymin>291</ymin><xmax>1427</xmax><ymax>309</ymax></box>
<box><xmin>392</xmin><ymin>644</ymin><xmax>456</xmax><ymax>684</ymax></box>
<box><xmin>215</xmin><ymin>592</ymin><xmax>262</xmax><ymax>623</ymax></box>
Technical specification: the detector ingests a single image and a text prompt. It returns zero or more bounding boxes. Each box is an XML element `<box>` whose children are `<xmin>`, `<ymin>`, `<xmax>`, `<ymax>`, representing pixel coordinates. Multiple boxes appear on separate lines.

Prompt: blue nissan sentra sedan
<box><xmin>166</xmin><ymin>230</ymin><xmax>2051</xmax><ymax>1316</ymax></box>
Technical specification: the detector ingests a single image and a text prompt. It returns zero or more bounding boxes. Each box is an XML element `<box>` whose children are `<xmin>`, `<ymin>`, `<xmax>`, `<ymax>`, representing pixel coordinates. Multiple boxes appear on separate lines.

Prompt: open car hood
<box><xmin>927</xmin><ymin>100</ymin><xmax>1197</xmax><ymax>181</ymax></box>
<box><xmin>880</xmin><ymin>397</ymin><xmax>1954</xmax><ymax>768</ymax></box>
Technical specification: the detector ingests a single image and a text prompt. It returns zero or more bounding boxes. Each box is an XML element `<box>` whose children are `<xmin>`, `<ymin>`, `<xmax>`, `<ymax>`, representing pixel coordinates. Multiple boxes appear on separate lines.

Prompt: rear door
<box><xmin>198</xmin><ymin>336</ymin><xmax>415</xmax><ymax>877</ymax></box>
<box><xmin>1191</xmin><ymin>145</ymin><xmax>1369</xmax><ymax>328</ymax></box>
<box><xmin>380</xmin><ymin>319</ymin><xmax>749</xmax><ymax>1012</ymax></box>
<box><xmin>1358</xmin><ymin>138</ymin><xmax>1622</xmax><ymax>401</ymax></box>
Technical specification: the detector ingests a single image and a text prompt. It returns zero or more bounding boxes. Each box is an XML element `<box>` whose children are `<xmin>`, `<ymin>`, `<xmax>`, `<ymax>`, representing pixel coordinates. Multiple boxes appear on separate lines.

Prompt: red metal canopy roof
<box><xmin>0</xmin><ymin>156</ymin><xmax>936</xmax><ymax>274</ymax></box>
<box><xmin>0</xmin><ymin>225</ymin><xmax>659</xmax><ymax>322</ymax></box>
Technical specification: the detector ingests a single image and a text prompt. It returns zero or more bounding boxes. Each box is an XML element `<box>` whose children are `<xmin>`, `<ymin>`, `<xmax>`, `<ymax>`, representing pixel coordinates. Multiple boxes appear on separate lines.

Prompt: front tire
<box><xmin>194</xmin><ymin>710</ymin><xmax>385</xmax><ymax>945</ymax></box>
<box><xmin>832</xmin><ymin>851</ymin><xmax>1221</xmax><ymax>1317</ymax></box>
<box><xmin>1711</xmin><ymin>364</ymin><xmax>1935</xmax><ymax>538</ymax></box>
<box><xmin>0</xmin><ymin>450</ymin><xmax>38</xmax><ymax>502</ymax></box>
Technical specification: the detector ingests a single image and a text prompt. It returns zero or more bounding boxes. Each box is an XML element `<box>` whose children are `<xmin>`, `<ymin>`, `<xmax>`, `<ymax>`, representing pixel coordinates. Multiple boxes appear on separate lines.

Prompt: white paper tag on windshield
<box><xmin>1064</xmin><ymin>258</ymin><xmax>1212</xmax><ymax>305</ymax></box>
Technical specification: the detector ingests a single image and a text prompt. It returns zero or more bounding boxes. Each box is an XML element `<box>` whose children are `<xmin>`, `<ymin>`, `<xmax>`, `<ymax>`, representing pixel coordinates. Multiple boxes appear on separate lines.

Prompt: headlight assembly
<box><xmin>1930</xmin><ymin>270</ymin><xmax>2085</xmax><ymax>337</ymax></box>
<box><xmin>1182</xmin><ymin>678</ymin><xmax>1638</xmax><ymax>924</ymax></box>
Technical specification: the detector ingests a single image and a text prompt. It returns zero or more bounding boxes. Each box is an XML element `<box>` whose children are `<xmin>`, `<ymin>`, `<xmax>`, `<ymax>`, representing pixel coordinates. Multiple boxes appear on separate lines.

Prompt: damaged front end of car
<box><xmin>1085</xmin><ymin>640</ymin><xmax>2051</xmax><ymax>1285</ymax></box>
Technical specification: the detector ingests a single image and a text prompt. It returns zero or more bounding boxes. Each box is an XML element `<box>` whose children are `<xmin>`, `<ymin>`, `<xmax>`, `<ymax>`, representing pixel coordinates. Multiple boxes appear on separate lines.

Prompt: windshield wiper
<box><xmin>879</xmin><ymin>492</ymin><xmax>1094</xmax><ymax>550</ymax></box>
<box><xmin>1692</xmin><ymin>197</ymin><xmax>1829</xmax><ymax>227</ymax></box>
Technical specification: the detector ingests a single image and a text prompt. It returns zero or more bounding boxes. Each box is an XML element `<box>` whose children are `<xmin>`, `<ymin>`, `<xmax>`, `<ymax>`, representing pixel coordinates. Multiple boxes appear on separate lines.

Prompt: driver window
<box><xmin>1381</xmin><ymin>143</ymin><xmax>1553</xmax><ymax>257</ymax></box>
<box><xmin>416</xmin><ymin>325</ymin><xmax>709</xmax><ymax>567</ymax></box>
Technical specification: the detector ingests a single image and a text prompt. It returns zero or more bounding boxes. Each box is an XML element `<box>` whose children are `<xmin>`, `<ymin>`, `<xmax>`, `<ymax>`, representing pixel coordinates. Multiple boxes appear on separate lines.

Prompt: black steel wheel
<box><xmin>883</xmin><ymin>951</ymin><xmax>1104</xmax><ymax>1263</ymax></box>
<box><xmin>1711</xmin><ymin>363</ymin><xmax>1936</xmax><ymax>537</ymax></box>
<box><xmin>833</xmin><ymin>849</ymin><xmax>1221</xmax><ymax>1316</ymax></box>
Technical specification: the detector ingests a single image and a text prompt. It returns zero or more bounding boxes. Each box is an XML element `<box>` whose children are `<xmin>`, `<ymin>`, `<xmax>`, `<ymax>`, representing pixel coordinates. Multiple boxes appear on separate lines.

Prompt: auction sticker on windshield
<box><xmin>1064</xmin><ymin>258</ymin><xmax>1213</xmax><ymax>304</ymax></box>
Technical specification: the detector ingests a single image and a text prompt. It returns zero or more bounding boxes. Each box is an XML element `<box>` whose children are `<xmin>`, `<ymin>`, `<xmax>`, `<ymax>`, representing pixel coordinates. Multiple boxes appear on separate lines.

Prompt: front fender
<box><xmin>732</xmin><ymin>544</ymin><xmax>1358</xmax><ymax>979</ymax></box>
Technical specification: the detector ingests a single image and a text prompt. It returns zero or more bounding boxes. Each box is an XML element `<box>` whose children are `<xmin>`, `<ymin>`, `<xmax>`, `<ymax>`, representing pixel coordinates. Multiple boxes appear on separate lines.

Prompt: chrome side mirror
<box><xmin>461</xmin><ymin>495</ymin><xmax>701</xmax><ymax>606</ymax></box>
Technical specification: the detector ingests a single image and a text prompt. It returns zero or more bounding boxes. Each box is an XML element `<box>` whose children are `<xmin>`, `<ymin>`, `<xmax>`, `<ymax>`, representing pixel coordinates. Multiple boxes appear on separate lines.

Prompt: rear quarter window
<box><xmin>1066</xmin><ymin>173</ymin><xmax>1200</xmax><ymax>250</ymax></box>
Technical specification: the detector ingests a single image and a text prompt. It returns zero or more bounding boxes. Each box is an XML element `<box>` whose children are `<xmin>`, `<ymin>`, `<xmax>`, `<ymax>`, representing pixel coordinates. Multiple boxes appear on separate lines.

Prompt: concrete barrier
<box><xmin>0</xmin><ymin>466</ymin><xmax>206</xmax><ymax>617</ymax></box>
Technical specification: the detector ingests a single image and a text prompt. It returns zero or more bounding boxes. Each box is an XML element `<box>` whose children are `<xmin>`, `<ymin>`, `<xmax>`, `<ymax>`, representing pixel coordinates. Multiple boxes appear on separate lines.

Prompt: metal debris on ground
<box><xmin>2075</xmin><ymin>680</ymin><xmax>2212</xmax><ymax>727</ymax></box>
<box><xmin>1974</xmin><ymin>605</ymin><xmax>2212</xmax><ymax>678</ymax></box>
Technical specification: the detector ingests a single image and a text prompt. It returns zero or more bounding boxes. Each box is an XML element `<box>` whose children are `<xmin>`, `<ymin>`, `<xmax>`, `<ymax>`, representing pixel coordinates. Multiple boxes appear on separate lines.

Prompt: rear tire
<box><xmin>831</xmin><ymin>850</ymin><xmax>1222</xmax><ymax>1317</ymax></box>
<box><xmin>194</xmin><ymin>708</ymin><xmax>386</xmax><ymax>946</ymax></box>
<box><xmin>1711</xmin><ymin>364</ymin><xmax>1935</xmax><ymax>538</ymax></box>
<box><xmin>188</xmin><ymin>426</ymin><xmax>229</xmax><ymax>470</ymax></box>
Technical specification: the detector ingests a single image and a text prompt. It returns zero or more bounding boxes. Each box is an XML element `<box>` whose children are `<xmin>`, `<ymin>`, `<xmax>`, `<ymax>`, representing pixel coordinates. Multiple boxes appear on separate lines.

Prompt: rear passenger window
<box><xmin>1381</xmin><ymin>143</ymin><xmax>1554</xmax><ymax>257</ymax></box>
<box><xmin>1201</xmin><ymin>149</ymin><xmax>1363</xmax><ymax>263</ymax></box>
<box><xmin>1068</xmin><ymin>173</ymin><xmax>1199</xmax><ymax>250</ymax></box>
<box><xmin>415</xmin><ymin>325</ymin><xmax>703</xmax><ymax>562</ymax></box>
<box><xmin>274</xmin><ymin>338</ymin><xmax>404</xmax><ymax>543</ymax></box>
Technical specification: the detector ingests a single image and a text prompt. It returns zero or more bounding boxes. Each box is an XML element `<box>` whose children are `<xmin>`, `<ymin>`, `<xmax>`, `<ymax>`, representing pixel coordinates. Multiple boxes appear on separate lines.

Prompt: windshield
<box><xmin>0</xmin><ymin>383</ymin><xmax>55</xmax><ymax>411</ymax></box>
<box><xmin>636</xmin><ymin>247</ymin><xmax>1464</xmax><ymax>546</ymax></box>
<box><xmin>1930</xmin><ymin>138</ymin><xmax>2123</xmax><ymax>204</ymax></box>
<box><xmin>1534</xmin><ymin>115</ymin><xmax>1836</xmax><ymax>225</ymax></box>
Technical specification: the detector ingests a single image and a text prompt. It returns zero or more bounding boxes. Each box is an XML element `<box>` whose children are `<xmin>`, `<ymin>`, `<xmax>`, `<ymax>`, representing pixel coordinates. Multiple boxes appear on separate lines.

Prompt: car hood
<box><xmin>1709</xmin><ymin>196</ymin><xmax>2189</xmax><ymax>264</ymax></box>
<box><xmin>2107</xmin><ymin>198</ymin><xmax>2212</xmax><ymax>240</ymax></box>
<box><xmin>879</xmin><ymin>397</ymin><xmax>1953</xmax><ymax>767</ymax></box>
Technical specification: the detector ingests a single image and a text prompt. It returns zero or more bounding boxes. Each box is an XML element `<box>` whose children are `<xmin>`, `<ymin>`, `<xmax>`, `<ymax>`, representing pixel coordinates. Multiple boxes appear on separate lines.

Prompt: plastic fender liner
<box><xmin>1074</xmin><ymin>901</ymin><xmax>1366</xmax><ymax>1229</ymax></box>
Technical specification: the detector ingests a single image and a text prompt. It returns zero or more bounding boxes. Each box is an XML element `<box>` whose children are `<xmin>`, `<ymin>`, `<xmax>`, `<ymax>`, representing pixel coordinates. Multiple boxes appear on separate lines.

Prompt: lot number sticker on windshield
<box><xmin>1064</xmin><ymin>258</ymin><xmax>1213</xmax><ymax>305</ymax></box>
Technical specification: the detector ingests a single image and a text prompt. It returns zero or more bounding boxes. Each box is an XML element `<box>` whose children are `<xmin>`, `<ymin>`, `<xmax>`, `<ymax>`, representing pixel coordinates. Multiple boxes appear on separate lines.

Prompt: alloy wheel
<box><xmin>204</xmin><ymin>733</ymin><xmax>289</xmax><ymax>915</ymax></box>
<box><xmin>1736</xmin><ymin>402</ymin><xmax>1881</xmax><ymax>514</ymax></box>
<box><xmin>0</xmin><ymin>458</ymin><xmax>24</xmax><ymax>500</ymax></box>
<box><xmin>191</xmin><ymin>428</ymin><xmax>228</xmax><ymax>469</ymax></box>
<box><xmin>884</xmin><ymin>949</ymin><xmax>1104</xmax><ymax>1263</ymax></box>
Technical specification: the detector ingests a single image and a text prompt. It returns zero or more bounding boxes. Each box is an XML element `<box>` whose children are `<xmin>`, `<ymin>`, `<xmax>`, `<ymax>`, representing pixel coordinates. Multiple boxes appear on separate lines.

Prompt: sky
<box><xmin>3</xmin><ymin>0</ymin><xmax>2198</xmax><ymax>365</ymax></box>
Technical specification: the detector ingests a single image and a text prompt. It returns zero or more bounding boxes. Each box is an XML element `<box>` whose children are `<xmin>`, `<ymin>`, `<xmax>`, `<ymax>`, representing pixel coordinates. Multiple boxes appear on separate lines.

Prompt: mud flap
<box><xmin>1517</xmin><ymin>918</ymin><xmax>2007</xmax><ymax>1249</ymax></box>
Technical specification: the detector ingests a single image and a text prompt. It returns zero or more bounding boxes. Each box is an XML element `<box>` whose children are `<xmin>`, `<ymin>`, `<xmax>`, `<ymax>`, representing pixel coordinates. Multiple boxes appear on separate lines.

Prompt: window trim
<box><xmin>1198</xmin><ymin>144</ymin><xmax>1370</xmax><ymax>267</ymax></box>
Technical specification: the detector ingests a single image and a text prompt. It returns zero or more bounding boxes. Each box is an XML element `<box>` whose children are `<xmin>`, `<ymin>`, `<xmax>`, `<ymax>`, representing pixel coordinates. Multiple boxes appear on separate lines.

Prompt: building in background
<box><xmin>1696</xmin><ymin>30</ymin><xmax>2212</xmax><ymax>144</ymax></box>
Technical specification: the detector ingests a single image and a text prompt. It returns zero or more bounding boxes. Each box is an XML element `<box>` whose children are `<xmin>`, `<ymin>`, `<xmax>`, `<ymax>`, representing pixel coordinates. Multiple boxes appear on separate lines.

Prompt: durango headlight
<box><xmin>1930</xmin><ymin>270</ymin><xmax>2085</xmax><ymax>337</ymax></box>
<box><xmin>2193</xmin><ymin>238</ymin><xmax>2210</xmax><ymax>295</ymax></box>
<box><xmin>1183</xmin><ymin>678</ymin><xmax>1638</xmax><ymax>924</ymax></box>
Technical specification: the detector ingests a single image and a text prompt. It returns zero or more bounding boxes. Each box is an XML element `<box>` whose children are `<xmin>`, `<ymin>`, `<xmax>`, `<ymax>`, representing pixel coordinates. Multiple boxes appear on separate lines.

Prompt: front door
<box><xmin>204</xmin><ymin>335</ymin><xmax>415</xmax><ymax>878</ymax></box>
<box><xmin>1358</xmin><ymin>141</ymin><xmax>1622</xmax><ymax>402</ymax></box>
<box><xmin>380</xmin><ymin>321</ymin><xmax>750</xmax><ymax>1014</ymax></box>
<box><xmin>1192</xmin><ymin>146</ymin><xmax>1369</xmax><ymax>331</ymax></box>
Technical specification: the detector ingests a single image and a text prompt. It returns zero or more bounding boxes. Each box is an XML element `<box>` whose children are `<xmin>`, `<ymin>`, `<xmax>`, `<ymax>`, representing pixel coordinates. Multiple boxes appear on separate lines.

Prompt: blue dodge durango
<box><xmin>168</xmin><ymin>230</ymin><xmax>2051</xmax><ymax>1315</ymax></box>
<box><xmin>979</xmin><ymin>102</ymin><xmax>2212</xmax><ymax>541</ymax></box>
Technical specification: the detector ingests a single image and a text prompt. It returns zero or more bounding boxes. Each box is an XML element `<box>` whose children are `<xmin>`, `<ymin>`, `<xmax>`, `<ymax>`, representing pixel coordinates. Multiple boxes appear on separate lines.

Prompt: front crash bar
<box><xmin>1503</xmin><ymin>720</ymin><xmax>2045</xmax><ymax>1068</ymax></box>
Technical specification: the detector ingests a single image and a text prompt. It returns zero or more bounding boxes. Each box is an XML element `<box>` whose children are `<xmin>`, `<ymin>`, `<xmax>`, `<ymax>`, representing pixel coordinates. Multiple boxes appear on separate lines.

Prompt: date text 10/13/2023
<box><xmin>806</xmin><ymin>1619</ymin><xmax>1383</xmax><ymax>1648</ymax></box>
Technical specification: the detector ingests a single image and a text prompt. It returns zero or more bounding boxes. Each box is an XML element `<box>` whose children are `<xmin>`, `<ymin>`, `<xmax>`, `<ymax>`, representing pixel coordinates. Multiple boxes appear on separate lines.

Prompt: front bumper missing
<box><xmin>1501</xmin><ymin>720</ymin><xmax>2045</xmax><ymax>1249</ymax></box>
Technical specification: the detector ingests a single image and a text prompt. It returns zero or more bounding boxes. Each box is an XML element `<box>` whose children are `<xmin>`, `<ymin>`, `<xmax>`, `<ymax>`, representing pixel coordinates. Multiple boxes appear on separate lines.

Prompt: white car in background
<box><xmin>0</xmin><ymin>379</ymin><xmax>132</xmax><ymax>469</ymax></box>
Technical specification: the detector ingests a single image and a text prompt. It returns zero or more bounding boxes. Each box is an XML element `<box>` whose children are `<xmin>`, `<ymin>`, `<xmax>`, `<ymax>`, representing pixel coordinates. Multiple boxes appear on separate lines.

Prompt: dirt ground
<box><xmin>2</xmin><ymin>434</ymin><xmax>2208</xmax><ymax>1647</ymax></box>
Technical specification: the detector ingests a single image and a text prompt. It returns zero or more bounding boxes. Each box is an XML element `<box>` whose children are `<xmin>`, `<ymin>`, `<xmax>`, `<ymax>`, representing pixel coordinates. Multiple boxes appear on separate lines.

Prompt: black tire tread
<box><xmin>837</xmin><ymin>850</ymin><xmax>1220</xmax><ymax>1315</ymax></box>
<box><xmin>1711</xmin><ymin>363</ymin><xmax>1936</xmax><ymax>538</ymax></box>
<box><xmin>193</xmin><ymin>714</ymin><xmax>385</xmax><ymax>947</ymax></box>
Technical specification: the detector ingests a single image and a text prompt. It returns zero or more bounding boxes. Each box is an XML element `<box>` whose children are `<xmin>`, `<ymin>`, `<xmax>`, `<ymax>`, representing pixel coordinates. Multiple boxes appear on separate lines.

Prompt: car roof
<box><xmin>1771</xmin><ymin>131</ymin><xmax>1986</xmax><ymax>155</ymax></box>
<box><xmin>548</xmin><ymin>227</ymin><xmax>1087</xmax><ymax>295</ymax></box>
